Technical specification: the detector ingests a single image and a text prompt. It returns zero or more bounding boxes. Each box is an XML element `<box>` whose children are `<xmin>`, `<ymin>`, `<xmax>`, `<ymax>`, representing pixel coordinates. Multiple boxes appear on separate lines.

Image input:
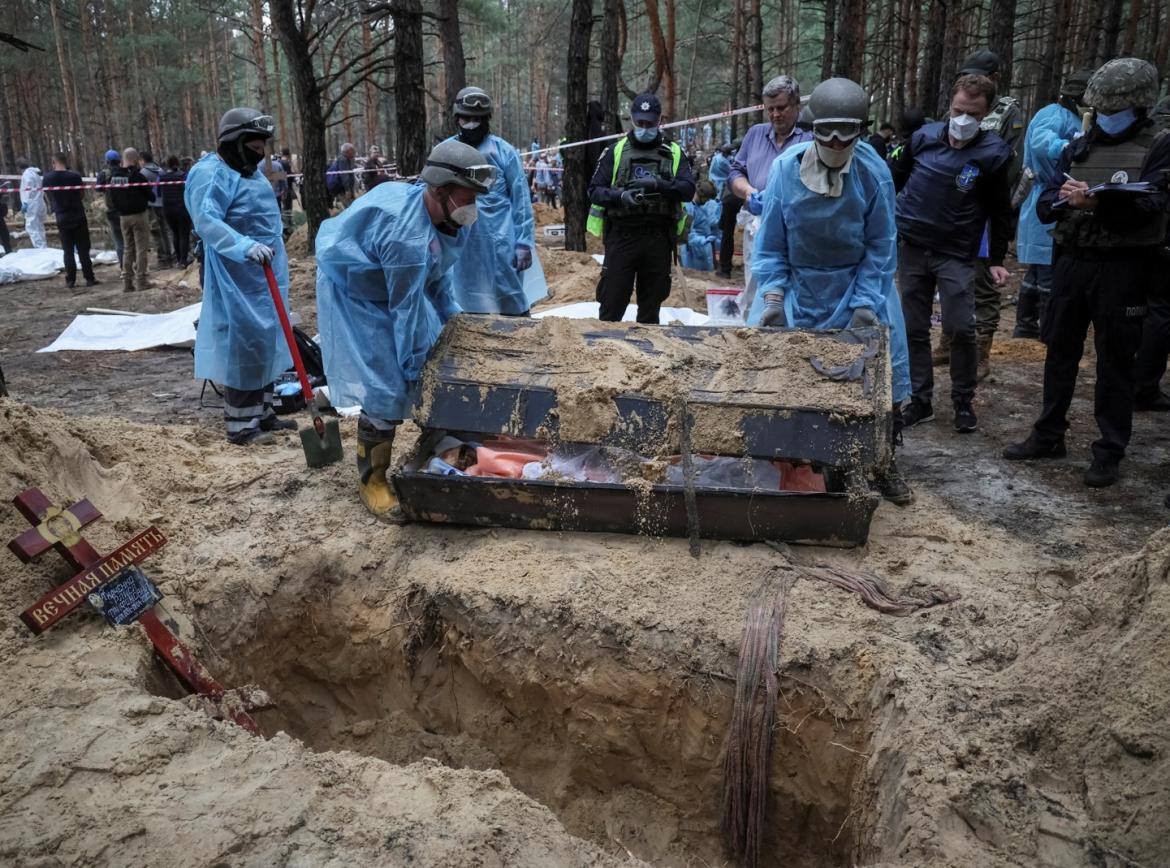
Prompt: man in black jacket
<box><xmin>587</xmin><ymin>92</ymin><xmax>695</xmax><ymax>323</ymax></box>
<box><xmin>891</xmin><ymin>74</ymin><xmax>1013</xmax><ymax>435</ymax></box>
<box><xmin>109</xmin><ymin>148</ymin><xmax>152</xmax><ymax>292</ymax></box>
<box><xmin>43</xmin><ymin>153</ymin><xmax>99</xmax><ymax>288</ymax></box>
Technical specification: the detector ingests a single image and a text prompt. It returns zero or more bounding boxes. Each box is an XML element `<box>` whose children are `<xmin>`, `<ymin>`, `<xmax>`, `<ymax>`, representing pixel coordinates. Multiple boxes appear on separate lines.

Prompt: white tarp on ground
<box><xmin>532</xmin><ymin>301</ymin><xmax>709</xmax><ymax>326</ymax></box>
<box><xmin>38</xmin><ymin>303</ymin><xmax>202</xmax><ymax>352</ymax></box>
<box><xmin>0</xmin><ymin>247</ymin><xmax>118</xmax><ymax>284</ymax></box>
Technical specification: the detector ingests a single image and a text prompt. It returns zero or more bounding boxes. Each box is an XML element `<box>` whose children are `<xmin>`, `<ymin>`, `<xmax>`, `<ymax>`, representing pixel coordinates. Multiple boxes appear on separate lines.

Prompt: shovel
<box><xmin>262</xmin><ymin>261</ymin><xmax>343</xmax><ymax>468</ymax></box>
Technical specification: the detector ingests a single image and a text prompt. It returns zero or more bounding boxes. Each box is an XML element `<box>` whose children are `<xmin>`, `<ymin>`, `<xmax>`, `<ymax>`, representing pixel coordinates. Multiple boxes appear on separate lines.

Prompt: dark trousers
<box><xmin>58</xmin><ymin>218</ymin><xmax>95</xmax><ymax>285</ymax></box>
<box><xmin>718</xmin><ymin>195</ymin><xmax>743</xmax><ymax>275</ymax></box>
<box><xmin>1015</xmin><ymin>264</ymin><xmax>1053</xmax><ymax>338</ymax></box>
<box><xmin>164</xmin><ymin>207</ymin><xmax>192</xmax><ymax>265</ymax></box>
<box><xmin>105</xmin><ymin>210</ymin><xmax>124</xmax><ymax>267</ymax></box>
<box><xmin>973</xmin><ymin>258</ymin><xmax>1001</xmax><ymax>339</ymax></box>
<box><xmin>0</xmin><ymin>214</ymin><xmax>12</xmax><ymax>253</ymax></box>
<box><xmin>897</xmin><ymin>243</ymin><xmax>978</xmax><ymax>404</ymax></box>
<box><xmin>1033</xmin><ymin>250</ymin><xmax>1150</xmax><ymax>461</ymax></box>
<box><xmin>597</xmin><ymin>221</ymin><xmax>673</xmax><ymax>324</ymax></box>
<box><xmin>223</xmin><ymin>383</ymin><xmax>277</xmax><ymax>443</ymax></box>
<box><xmin>1134</xmin><ymin>289</ymin><xmax>1170</xmax><ymax>400</ymax></box>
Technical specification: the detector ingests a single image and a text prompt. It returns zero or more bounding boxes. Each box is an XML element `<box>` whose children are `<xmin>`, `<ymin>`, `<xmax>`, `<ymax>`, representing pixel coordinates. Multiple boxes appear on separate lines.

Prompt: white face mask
<box><xmin>458</xmin><ymin>118</ymin><xmax>481</xmax><ymax>130</ymax></box>
<box><xmin>449</xmin><ymin>202</ymin><xmax>477</xmax><ymax>226</ymax></box>
<box><xmin>949</xmin><ymin>113</ymin><xmax>980</xmax><ymax>143</ymax></box>
<box><xmin>815</xmin><ymin>140</ymin><xmax>854</xmax><ymax>169</ymax></box>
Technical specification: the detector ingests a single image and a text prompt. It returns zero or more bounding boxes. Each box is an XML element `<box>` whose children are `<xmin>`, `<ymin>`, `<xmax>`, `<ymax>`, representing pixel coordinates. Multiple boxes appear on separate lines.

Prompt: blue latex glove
<box><xmin>746</xmin><ymin>191</ymin><xmax>764</xmax><ymax>216</ymax></box>
<box><xmin>512</xmin><ymin>245</ymin><xmax>533</xmax><ymax>271</ymax></box>
<box><xmin>20</xmin><ymin>202</ymin><xmax>27</xmax><ymax>214</ymax></box>
<box><xmin>245</xmin><ymin>242</ymin><xmax>275</xmax><ymax>264</ymax></box>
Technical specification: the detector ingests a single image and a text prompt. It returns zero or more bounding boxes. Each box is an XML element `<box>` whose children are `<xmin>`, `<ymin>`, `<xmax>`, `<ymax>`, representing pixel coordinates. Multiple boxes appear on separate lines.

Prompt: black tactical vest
<box><xmin>1052</xmin><ymin>124</ymin><xmax>1169</xmax><ymax>249</ymax></box>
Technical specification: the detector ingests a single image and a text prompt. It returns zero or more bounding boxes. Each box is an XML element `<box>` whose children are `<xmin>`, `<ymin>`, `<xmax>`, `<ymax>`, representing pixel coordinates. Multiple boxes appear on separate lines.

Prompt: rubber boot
<box><xmin>932</xmin><ymin>331</ymin><xmax>950</xmax><ymax>366</ymax></box>
<box><xmin>976</xmin><ymin>334</ymin><xmax>992</xmax><ymax>382</ymax></box>
<box><xmin>356</xmin><ymin>428</ymin><xmax>398</xmax><ymax>517</ymax></box>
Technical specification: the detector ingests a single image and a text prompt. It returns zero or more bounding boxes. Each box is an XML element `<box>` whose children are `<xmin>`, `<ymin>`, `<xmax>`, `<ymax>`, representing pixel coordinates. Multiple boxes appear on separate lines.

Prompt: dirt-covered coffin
<box><xmin>392</xmin><ymin>315</ymin><xmax>893</xmax><ymax>545</ymax></box>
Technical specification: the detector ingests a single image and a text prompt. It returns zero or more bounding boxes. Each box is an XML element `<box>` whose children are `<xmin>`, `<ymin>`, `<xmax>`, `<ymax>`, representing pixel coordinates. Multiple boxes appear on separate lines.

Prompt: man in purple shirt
<box><xmin>727</xmin><ymin>75</ymin><xmax>813</xmax><ymax>309</ymax></box>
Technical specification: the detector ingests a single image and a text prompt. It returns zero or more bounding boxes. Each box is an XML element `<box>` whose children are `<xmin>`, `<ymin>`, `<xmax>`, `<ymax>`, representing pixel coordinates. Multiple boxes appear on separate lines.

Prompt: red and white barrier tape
<box><xmin>518</xmin><ymin>102</ymin><xmax>764</xmax><ymax>159</ymax></box>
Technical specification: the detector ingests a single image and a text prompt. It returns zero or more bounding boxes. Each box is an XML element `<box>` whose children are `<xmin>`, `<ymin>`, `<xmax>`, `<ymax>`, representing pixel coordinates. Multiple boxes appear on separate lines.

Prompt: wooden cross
<box><xmin>8</xmin><ymin>487</ymin><xmax>263</xmax><ymax>736</ymax></box>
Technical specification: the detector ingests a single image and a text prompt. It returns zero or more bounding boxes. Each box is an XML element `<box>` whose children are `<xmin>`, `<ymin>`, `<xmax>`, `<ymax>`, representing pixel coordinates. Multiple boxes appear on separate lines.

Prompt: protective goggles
<box><xmin>457</xmin><ymin>92</ymin><xmax>491</xmax><ymax>111</ymax></box>
<box><xmin>429</xmin><ymin>161</ymin><xmax>498</xmax><ymax>187</ymax></box>
<box><xmin>812</xmin><ymin>118</ymin><xmax>863</xmax><ymax>143</ymax></box>
<box><xmin>225</xmin><ymin>114</ymin><xmax>276</xmax><ymax>138</ymax></box>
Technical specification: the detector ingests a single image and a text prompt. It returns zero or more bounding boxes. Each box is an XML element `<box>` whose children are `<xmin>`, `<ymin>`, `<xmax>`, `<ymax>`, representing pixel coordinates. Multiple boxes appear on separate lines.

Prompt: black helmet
<box><xmin>453</xmin><ymin>87</ymin><xmax>492</xmax><ymax>119</ymax></box>
<box><xmin>218</xmin><ymin>107</ymin><xmax>275</xmax><ymax>144</ymax></box>
<box><xmin>419</xmin><ymin>139</ymin><xmax>496</xmax><ymax>193</ymax></box>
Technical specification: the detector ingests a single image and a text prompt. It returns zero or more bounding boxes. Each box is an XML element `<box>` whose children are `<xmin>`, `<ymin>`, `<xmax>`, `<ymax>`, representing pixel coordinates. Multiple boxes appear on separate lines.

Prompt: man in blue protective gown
<box><xmin>445</xmin><ymin>86</ymin><xmax>547</xmax><ymax>315</ymax></box>
<box><xmin>315</xmin><ymin>139</ymin><xmax>495</xmax><ymax>517</ymax></box>
<box><xmin>188</xmin><ymin>107</ymin><xmax>295</xmax><ymax>447</ymax></box>
<box><xmin>679</xmin><ymin>180</ymin><xmax>721</xmax><ymax>271</ymax></box>
<box><xmin>747</xmin><ymin>78</ymin><xmax>914</xmax><ymax>505</ymax></box>
<box><xmin>1013</xmin><ymin>70</ymin><xmax>1091</xmax><ymax>339</ymax></box>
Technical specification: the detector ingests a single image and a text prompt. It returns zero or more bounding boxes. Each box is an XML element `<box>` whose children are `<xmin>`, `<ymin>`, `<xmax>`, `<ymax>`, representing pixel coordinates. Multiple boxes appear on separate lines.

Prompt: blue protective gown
<box><xmin>1016</xmin><ymin>103</ymin><xmax>1081</xmax><ymax>265</ymax></box>
<box><xmin>187</xmin><ymin>153</ymin><xmax>292</xmax><ymax>390</ymax></box>
<box><xmin>679</xmin><ymin>199</ymin><xmax>721</xmax><ymax>270</ymax></box>
<box><xmin>747</xmin><ymin>141</ymin><xmax>911</xmax><ymax>403</ymax></box>
<box><xmin>708</xmin><ymin>153</ymin><xmax>731</xmax><ymax>198</ymax></box>
<box><xmin>315</xmin><ymin>181</ymin><xmax>466</xmax><ymax>421</ymax></box>
<box><xmin>446</xmin><ymin>134</ymin><xmax>548</xmax><ymax>315</ymax></box>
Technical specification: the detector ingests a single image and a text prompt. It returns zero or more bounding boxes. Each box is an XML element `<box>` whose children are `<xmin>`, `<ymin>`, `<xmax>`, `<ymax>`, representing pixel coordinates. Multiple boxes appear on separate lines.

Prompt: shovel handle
<box><xmin>262</xmin><ymin>261</ymin><xmax>315</xmax><ymax>404</ymax></box>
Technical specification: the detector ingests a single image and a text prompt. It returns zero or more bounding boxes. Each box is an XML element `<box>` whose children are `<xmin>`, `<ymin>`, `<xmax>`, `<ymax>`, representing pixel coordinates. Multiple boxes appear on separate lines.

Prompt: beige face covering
<box><xmin>799</xmin><ymin>141</ymin><xmax>855</xmax><ymax>198</ymax></box>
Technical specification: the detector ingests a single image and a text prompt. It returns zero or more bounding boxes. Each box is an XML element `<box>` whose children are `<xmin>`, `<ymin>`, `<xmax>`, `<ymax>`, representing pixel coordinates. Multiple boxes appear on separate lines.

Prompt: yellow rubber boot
<box><xmin>356</xmin><ymin>435</ymin><xmax>399</xmax><ymax>517</ymax></box>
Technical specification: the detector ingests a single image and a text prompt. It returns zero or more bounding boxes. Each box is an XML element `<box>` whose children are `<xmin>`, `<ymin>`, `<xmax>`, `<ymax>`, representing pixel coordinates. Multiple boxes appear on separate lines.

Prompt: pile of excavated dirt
<box><xmin>2</xmin><ymin>394</ymin><xmax>1167</xmax><ymax>867</ymax></box>
<box><xmin>4</xmin><ymin>239</ymin><xmax>1170</xmax><ymax>867</ymax></box>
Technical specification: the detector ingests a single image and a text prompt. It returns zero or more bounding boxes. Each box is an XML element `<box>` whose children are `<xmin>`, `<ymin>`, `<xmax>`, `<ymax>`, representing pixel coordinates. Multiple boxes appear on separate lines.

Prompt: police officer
<box><xmin>587</xmin><ymin>92</ymin><xmax>695</xmax><ymax>323</ymax></box>
<box><xmin>891</xmin><ymin>74</ymin><xmax>1014</xmax><ymax>435</ymax></box>
<box><xmin>1004</xmin><ymin>59</ymin><xmax>1170</xmax><ymax>488</ymax></box>
<box><xmin>936</xmin><ymin>50</ymin><xmax>1025</xmax><ymax>379</ymax></box>
<box><xmin>188</xmin><ymin>107</ymin><xmax>295</xmax><ymax>446</ymax></box>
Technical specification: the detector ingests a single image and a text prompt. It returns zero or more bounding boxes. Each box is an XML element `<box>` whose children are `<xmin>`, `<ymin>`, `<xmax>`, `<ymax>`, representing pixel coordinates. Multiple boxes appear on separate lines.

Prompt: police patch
<box><xmin>955</xmin><ymin>163</ymin><xmax>980</xmax><ymax>192</ymax></box>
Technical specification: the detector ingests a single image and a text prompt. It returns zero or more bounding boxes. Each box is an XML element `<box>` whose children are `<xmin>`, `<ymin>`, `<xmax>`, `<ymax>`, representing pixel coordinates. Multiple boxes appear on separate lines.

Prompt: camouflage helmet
<box><xmin>1084</xmin><ymin>58</ymin><xmax>1160</xmax><ymax>112</ymax></box>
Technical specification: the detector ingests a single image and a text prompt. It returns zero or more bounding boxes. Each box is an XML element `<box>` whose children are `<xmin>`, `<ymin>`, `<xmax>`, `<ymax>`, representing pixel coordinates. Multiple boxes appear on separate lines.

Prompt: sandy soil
<box><xmin>1</xmin><ymin>244</ymin><xmax>1168</xmax><ymax>868</ymax></box>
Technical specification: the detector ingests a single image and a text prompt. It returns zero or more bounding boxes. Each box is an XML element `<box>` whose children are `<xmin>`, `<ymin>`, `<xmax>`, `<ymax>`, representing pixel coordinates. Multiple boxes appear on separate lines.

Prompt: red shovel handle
<box><xmin>263</xmin><ymin>262</ymin><xmax>326</xmax><ymax>439</ymax></box>
<box><xmin>263</xmin><ymin>261</ymin><xmax>314</xmax><ymax>403</ymax></box>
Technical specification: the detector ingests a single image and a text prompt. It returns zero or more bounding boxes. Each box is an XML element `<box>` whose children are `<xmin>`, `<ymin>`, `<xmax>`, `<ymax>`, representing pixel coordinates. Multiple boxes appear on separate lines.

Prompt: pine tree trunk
<box><xmin>563</xmin><ymin>0</ymin><xmax>594</xmax><ymax>251</ymax></box>
<box><xmin>361</xmin><ymin>21</ymin><xmax>380</xmax><ymax>146</ymax></box>
<box><xmin>730</xmin><ymin>0</ymin><xmax>744</xmax><ymax>137</ymax></box>
<box><xmin>250</xmin><ymin>0</ymin><xmax>271</xmax><ymax>108</ymax></box>
<box><xmin>988</xmin><ymin>0</ymin><xmax>1017</xmax><ymax>88</ymax></box>
<box><xmin>273</xmin><ymin>40</ymin><xmax>288</xmax><ymax>145</ymax></box>
<box><xmin>50</xmin><ymin>0</ymin><xmax>83</xmax><ymax>160</ymax></box>
<box><xmin>389</xmin><ymin>0</ymin><xmax>427</xmax><ymax>175</ymax></box>
<box><xmin>438</xmin><ymin>0</ymin><xmax>467</xmax><ymax>136</ymax></box>
<box><xmin>821</xmin><ymin>0</ymin><xmax>837</xmax><ymax>81</ymax></box>
<box><xmin>921</xmin><ymin>0</ymin><xmax>947</xmax><ymax>117</ymax></box>
<box><xmin>270</xmin><ymin>0</ymin><xmax>329</xmax><ymax>251</ymax></box>
<box><xmin>601</xmin><ymin>0</ymin><xmax>621</xmax><ymax>133</ymax></box>
<box><xmin>748</xmin><ymin>0</ymin><xmax>762</xmax><ymax>103</ymax></box>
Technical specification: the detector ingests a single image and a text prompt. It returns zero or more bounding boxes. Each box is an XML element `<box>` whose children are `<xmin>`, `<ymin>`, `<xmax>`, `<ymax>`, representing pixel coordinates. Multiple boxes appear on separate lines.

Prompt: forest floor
<box><xmin>1</xmin><ymin>213</ymin><xmax>1168</xmax><ymax>867</ymax></box>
